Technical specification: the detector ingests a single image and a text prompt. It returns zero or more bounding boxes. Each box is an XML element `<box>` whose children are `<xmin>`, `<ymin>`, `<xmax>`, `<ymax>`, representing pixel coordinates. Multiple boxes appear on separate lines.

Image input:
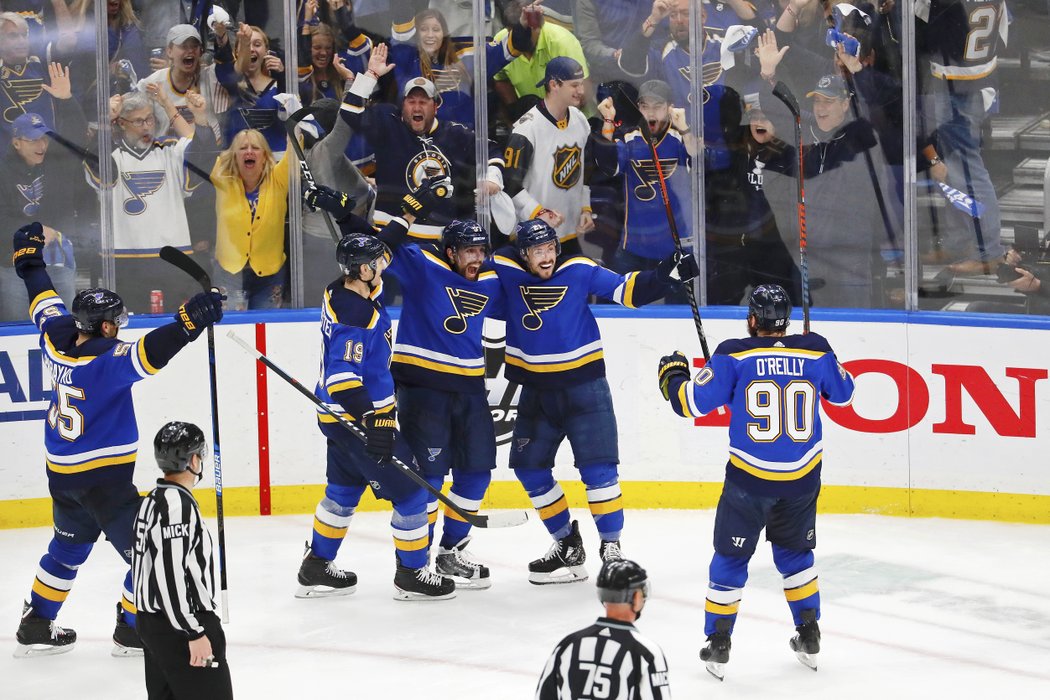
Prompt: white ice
<box><xmin>2</xmin><ymin>510</ymin><xmax>1049</xmax><ymax>699</ymax></box>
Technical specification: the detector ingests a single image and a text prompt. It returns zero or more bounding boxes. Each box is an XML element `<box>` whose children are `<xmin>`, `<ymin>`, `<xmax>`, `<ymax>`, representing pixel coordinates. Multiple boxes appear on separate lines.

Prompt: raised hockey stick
<box><xmin>635</xmin><ymin>116</ymin><xmax>712</xmax><ymax>361</ymax></box>
<box><xmin>158</xmin><ymin>246</ymin><xmax>230</xmax><ymax>623</ymax></box>
<box><xmin>284</xmin><ymin>106</ymin><xmax>341</xmax><ymax>244</ymax></box>
<box><xmin>772</xmin><ymin>81</ymin><xmax>811</xmax><ymax>333</ymax></box>
<box><xmin>226</xmin><ymin>331</ymin><xmax>530</xmax><ymax>529</ymax></box>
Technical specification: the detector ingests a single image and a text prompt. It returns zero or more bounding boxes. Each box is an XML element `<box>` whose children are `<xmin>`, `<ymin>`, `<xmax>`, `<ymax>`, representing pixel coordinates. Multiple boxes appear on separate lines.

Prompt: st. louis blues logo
<box><xmin>443</xmin><ymin>287</ymin><xmax>489</xmax><ymax>334</ymax></box>
<box><xmin>427</xmin><ymin>448</ymin><xmax>442</xmax><ymax>462</ymax></box>
<box><xmin>405</xmin><ymin>145</ymin><xmax>452</xmax><ymax>192</ymax></box>
<box><xmin>1</xmin><ymin>77</ymin><xmax>45</xmax><ymax>123</ymax></box>
<box><xmin>551</xmin><ymin>145</ymin><xmax>582</xmax><ymax>189</ymax></box>
<box><xmin>18</xmin><ymin>175</ymin><xmax>44</xmax><ymax>216</ymax></box>
<box><xmin>121</xmin><ymin>170</ymin><xmax>166</xmax><ymax>215</ymax></box>
<box><xmin>237</xmin><ymin>107</ymin><xmax>276</xmax><ymax>131</ymax></box>
<box><xmin>515</xmin><ymin>438</ymin><xmax>530</xmax><ymax>452</ymax></box>
<box><xmin>519</xmin><ymin>286</ymin><xmax>567</xmax><ymax>331</ymax></box>
<box><xmin>629</xmin><ymin>157</ymin><xmax>679</xmax><ymax>201</ymax></box>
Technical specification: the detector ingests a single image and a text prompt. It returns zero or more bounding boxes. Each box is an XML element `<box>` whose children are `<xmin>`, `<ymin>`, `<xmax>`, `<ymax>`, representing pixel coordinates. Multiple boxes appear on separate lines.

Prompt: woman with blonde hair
<box><xmin>298</xmin><ymin>22</ymin><xmax>354</xmax><ymax>106</ymax></box>
<box><xmin>216</xmin><ymin>24</ymin><xmax>287</xmax><ymax>154</ymax></box>
<box><xmin>211</xmin><ymin>128</ymin><xmax>293</xmax><ymax>310</ymax></box>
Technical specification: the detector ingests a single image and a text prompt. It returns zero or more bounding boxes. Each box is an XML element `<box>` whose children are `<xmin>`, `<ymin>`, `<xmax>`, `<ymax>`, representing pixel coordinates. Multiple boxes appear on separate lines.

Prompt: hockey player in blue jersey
<box><xmin>494</xmin><ymin>218</ymin><xmax>697</xmax><ymax>584</ymax></box>
<box><xmin>656</xmin><ymin>285</ymin><xmax>855</xmax><ymax>679</ymax></box>
<box><xmin>296</xmin><ymin>231</ymin><xmax>456</xmax><ymax>602</ymax></box>
<box><xmin>10</xmin><ymin>222</ymin><xmax>224</xmax><ymax>658</ymax></box>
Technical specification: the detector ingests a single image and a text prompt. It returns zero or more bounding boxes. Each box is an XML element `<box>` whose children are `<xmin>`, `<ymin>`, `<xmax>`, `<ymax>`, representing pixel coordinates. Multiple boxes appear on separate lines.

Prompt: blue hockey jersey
<box><xmin>492</xmin><ymin>250</ymin><xmax>670</xmax><ymax>388</ymax></box>
<box><xmin>668</xmin><ymin>333</ymin><xmax>855</xmax><ymax>496</ymax></box>
<box><xmin>314</xmin><ymin>281</ymin><xmax>396</xmax><ymax>425</ymax></box>
<box><xmin>387</xmin><ymin>244</ymin><xmax>504</xmax><ymax>394</ymax></box>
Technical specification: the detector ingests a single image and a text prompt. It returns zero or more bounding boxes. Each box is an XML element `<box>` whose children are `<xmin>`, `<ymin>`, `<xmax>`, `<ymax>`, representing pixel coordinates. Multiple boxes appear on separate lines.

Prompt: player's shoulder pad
<box><xmin>76</xmin><ymin>335</ymin><xmax>122</xmax><ymax>358</ymax></box>
<box><xmin>556</xmin><ymin>255</ymin><xmax>596</xmax><ymax>272</ymax></box>
<box><xmin>788</xmin><ymin>332</ymin><xmax>835</xmax><ymax>354</ymax></box>
<box><xmin>327</xmin><ymin>285</ymin><xmax>380</xmax><ymax>330</ymax></box>
<box><xmin>713</xmin><ymin>338</ymin><xmax>750</xmax><ymax>356</ymax></box>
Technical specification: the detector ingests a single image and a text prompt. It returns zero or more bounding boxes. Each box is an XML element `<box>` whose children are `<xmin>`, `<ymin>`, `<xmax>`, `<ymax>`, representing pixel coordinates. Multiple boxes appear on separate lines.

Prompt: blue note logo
<box><xmin>121</xmin><ymin>170</ymin><xmax>166</xmax><ymax>215</ymax></box>
<box><xmin>443</xmin><ymin>288</ymin><xmax>489</xmax><ymax>334</ymax></box>
<box><xmin>519</xmin><ymin>286</ymin><xmax>567</xmax><ymax>331</ymax></box>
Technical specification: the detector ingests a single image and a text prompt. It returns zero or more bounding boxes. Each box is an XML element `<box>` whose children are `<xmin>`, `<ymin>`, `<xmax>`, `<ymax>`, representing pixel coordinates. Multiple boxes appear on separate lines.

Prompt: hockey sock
<box><xmin>773</xmin><ymin>545</ymin><xmax>820</xmax><ymax>625</ymax></box>
<box><xmin>440</xmin><ymin>470</ymin><xmax>491</xmax><ymax>549</ymax></box>
<box><xmin>392</xmin><ymin>487</ymin><xmax>429</xmax><ymax>570</ymax></box>
<box><xmin>580</xmin><ymin>463</ymin><xmax>623</xmax><ymax>541</ymax></box>
<box><xmin>705</xmin><ymin>552</ymin><xmax>750</xmax><ymax>636</ymax></box>
<box><xmin>514</xmin><ymin>468</ymin><xmax>571</xmax><ymax>540</ymax></box>
<box><xmin>425</xmin><ymin>475</ymin><xmax>443</xmax><ymax>549</ymax></box>
<box><xmin>121</xmin><ymin>570</ymin><xmax>136</xmax><ymax>628</ymax></box>
<box><xmin>29</xmin><ymin>538</ymin><xmax>92</xmax><ymax>620</ymax></box>
<box><xmin>310</xmin><ymin>483</ymin><xmax>365</xmax><ymax>561</ymax></box>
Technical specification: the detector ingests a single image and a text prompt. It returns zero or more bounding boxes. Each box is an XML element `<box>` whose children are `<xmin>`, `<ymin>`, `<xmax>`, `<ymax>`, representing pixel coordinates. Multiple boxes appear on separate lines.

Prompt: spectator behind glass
<box><xmin>0</xmin><ymin>12</ymin><xmax>58</xmax><ymax>138</ymax></box>
<box><xmin>0</xmin><ymin>90</ymin><xmax>84</xmax><ymax>322</ymax></box>
<box><xmin>211</xmin><ymin>128</ymin><xmax>292</xmax><ymax>311</ymax></box>
<box><xmin>216</xmin><ymin>23</ymin><xmax>288</xmax><ymax>156</ymax></box>
<box><xmin>83</xmin><ymin>90</ymin><xmax>215</xmax><ymax>314</ymax></box>
<box><xmin>575</xmin><ymin>0</ymin><xmax>668</xmax><ymax>84</ymax></box>
<box><xmin>298</xmin><ymin>21</ymin><xmax>355</xmax><ymax>106</ymax></box>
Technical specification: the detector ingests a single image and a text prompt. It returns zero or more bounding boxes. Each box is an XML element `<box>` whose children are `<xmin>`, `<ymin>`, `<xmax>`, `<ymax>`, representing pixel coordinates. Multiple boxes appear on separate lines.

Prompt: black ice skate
<box><xmin>13</xmin><ymin>602</ymin><xmax>76</xmax><ymax>658</ymax></box>
<box><xmin>296</xmin><ymin>544</ymin><xmax>358</xmax><ymax>599</ymax></box>
<box><xmin>789</xmin><ymin>609</ymin><xmax>821</xmax><ymax>671</ymax></box>
<box><xmin>112</xmin><ymin>603</ymin><xmax>144</xmax><ymax>657</ymax></box>
<box><xmin>599</xmin><ymin>539</ymin><xmax>623</xmax><ymax>562</ymax></box>
<box><xmin>528</xmin><ymin>520</ymin><xmax>588</xmax><ymax>585</ymax></box>
<box><xmin>699</xmin><ymin>618</ymin><xmax>732</xmax><ymax>681</ymax></box>
<box><xmin>393</xmin><ymin>565</ymin><xmax>456</xmax><ymax>601</ymax></box>
<box><xmin>435</xmin><ymin>537</ymin><xmax>491</xmax><ymax>590</ymax></box>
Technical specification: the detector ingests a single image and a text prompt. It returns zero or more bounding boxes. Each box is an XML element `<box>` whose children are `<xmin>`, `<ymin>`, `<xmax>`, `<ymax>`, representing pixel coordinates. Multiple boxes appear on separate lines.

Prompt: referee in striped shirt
<box><xmin>132</xmin><ymin>421</ymin><xmax>233</xmax><ymax>699</ymax></box>
<box><xmin>536</xmin><ymin>559</ymin><xmax>671</xmax><ymax>699</ymax></box>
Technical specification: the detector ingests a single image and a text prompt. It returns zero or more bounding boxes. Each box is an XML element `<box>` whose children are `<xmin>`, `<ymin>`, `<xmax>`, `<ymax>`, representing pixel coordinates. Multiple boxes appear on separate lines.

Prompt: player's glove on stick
<box><xmin>363</xmin><ymin>410</ymin><xmax>397</xmax><ymax>463</ymax></box>
<box><xmin>305</xmin><ymin>185</ymin><xmax>355</xmax><ymax>222</ymax></box>
<box><xmin>399</xmin><ymin>175</ymin><xmax>453</xmax><ymax>221</ymax></box>
<box><xmin>176</xmin><ymin>290</ymin><xmax>226</xmax><ymax>338</ymax></box>
<box><xmin>657</xmin><ymin>250</ymin><xmax>699</xmax><ymax>283</ymax></box>
<box><xmin>658</xmin><ymin>351</ymin><xmax>691</xmax><ymax>401</ymax></box>
<box><xmin>12</xmin><ymin>222</ymin><xmax>46</xmax><ymax>277</ymax></box>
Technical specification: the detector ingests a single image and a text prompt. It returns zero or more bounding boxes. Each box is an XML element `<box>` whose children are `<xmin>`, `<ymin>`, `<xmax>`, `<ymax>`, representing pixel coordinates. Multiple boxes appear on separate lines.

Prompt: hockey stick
<box><xmin>158</xmin><ymin>246</ymin><xmax>230</xmax><ymax>623</ymax></box>
<box><xmin>285</xmin><ymin>106</ymin><xmax>341</xmax><ymax>244</ymax></box>
<box><xmin>635</xmin><ymin>116</ymin><xmax>712</xmax><ymax>360</ymax></box>
<box><xmin>45</xmin><ymin>127</ymin><xmax>214</xmax><ymax>184</ymax></box>
<box><xmin>226</xmin><ymin>331</ymin><xmax>530</xmax><ymax>529</ymax></box>
<box><xmin>841</xmin><ymin>72</ymin><xmax>898</xmax><ymax>250</ymax></box>
<box><xmin>772</xmin><ymin>81</ymin><xmax>811</xmax><ymax>333</ymax></box>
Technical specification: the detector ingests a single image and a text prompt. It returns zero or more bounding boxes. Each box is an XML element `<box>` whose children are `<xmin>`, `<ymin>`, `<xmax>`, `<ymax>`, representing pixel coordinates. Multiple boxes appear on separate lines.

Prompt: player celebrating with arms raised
<box><xmin>656</xmin><ymin>285</ymin><xmax>855</xmax><ymax>679</ymax></box>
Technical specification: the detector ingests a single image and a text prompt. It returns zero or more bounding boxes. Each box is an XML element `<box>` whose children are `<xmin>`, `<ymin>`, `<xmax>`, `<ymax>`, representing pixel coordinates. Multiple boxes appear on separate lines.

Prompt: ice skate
<box><xmin>296</xmin><ymin>544</ymin><xmax>357</xmax><ymax>598</ymax></box>
<box><xmin>393</xmin><ymin>565</ymin><xmax>456</xmax><ymax>601</ymax></box>
<box><xmin>13</xmin><ymin>603</ymin><xmax>76</xmax><ymax>658</ymax></box>
<box><xmin>599</xmin><ymin>539</ymin><xmax>623</xmax><ymax>562</ymax></box>
<box><xmin>435</xmin><ymin>537</ymin><xmax>491</xmax><ymax>590</ymax></box>
<box><xmin>789</xmin><ymin>609</ymin><xmax>820</xmax><ymax>671</ymax></box>
<box><xmin>528</xmin><ymin>520</ymin><xmax>588</xmax><ymax>585</ymax></box>
<box><xmin>112</xmin><ymin>603</ymin><xmax>144</xmax><ymax>657</ymax></box>
<box><xmin>699</xmin><ymin>619</ymin><xmax>732</xmax><ymax>681</ymax></box>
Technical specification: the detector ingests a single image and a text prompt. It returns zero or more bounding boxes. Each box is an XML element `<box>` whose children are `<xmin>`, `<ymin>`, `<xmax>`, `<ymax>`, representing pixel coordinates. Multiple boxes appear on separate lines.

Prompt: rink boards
<box><xmin>1</xmin><ymin>307</ymin><xmax>1049</xmax><ymax>527</ymax></box>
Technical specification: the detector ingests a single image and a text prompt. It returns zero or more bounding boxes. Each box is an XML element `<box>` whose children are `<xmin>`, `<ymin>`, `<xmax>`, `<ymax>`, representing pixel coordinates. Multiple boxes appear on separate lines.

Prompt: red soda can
<box><xmin>150</xmin><ymin>290</ymin><xmax>164</xmax><ymax>314</ymax></box>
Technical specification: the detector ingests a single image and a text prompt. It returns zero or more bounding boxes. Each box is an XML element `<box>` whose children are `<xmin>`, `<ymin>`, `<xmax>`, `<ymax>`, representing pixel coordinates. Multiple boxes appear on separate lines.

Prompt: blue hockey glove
<box><xmin>658</xmin><ymin>351</ymin><xmax>690</xmax><ymax>401</ymax></box>
<box><xmin>305</xmin><ymin>184</ymin><xmax>355</xmax><ymax>222</ymax></box>
<box><xmin>176</xmin><ymin>290</ymin><xmax>225</xmax><ymax>338</ymax></box>
<box><xmin>363</xmin><ymin>410</ymin><xmax>397</xmax><ymax>463</ymax></box>
<box><xmin>657</xmin><ymin>250</ymin><xmax>698</xmax><ymax>284</ymax></box>
<box><xmin>400</xmin><ymin>175</ymin><xmax>453</xmax><ymax>221</ymax></box>
<box><xmin>12</xmin><ymin>222</ymin><xmax>46</xmax><ymax>277</ymax></box>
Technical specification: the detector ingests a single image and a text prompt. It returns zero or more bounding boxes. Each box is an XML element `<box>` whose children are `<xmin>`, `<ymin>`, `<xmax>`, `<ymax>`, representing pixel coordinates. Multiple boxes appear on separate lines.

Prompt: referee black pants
<box><xmin>137</xmin><ymin>611</ymin><xmax>233</xmax><ymax>700</ymax></box>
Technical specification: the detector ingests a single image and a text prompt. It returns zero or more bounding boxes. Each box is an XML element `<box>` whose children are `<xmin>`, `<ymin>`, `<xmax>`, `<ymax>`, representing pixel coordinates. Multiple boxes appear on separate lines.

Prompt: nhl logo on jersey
<box><xmin>551</xmin><ymin>145</ymin><xmax>582</xmax><ymax>190</ymax></box>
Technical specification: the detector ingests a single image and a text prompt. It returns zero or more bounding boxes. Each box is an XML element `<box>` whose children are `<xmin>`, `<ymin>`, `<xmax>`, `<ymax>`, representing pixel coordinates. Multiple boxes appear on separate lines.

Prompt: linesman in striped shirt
<box><xmin>132</xmin><ymin>422</ymin><xmax>233</xmax><ymax>699</ymax></box>
<box><xmin>536</xmin><ymin>559</ymin><xmax>671</xmax><ymax>699</ymax></box>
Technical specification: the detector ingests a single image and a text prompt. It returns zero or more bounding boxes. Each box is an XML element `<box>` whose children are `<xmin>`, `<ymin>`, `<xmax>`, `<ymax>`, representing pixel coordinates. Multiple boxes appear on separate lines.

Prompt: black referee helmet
<box><xmin>597</xmin><ymin>559</ymin><xmax>650</xmax><ymax>605</ymax></box>
<box><xmin>154</xmin><ymin>421</ymin><xmax>208</xmax><ymax>474</ymax></box>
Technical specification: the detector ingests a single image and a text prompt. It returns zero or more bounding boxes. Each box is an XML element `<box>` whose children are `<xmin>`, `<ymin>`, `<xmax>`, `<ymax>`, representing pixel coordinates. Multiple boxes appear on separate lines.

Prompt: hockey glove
<box><xmin>176</xmin><ymin>290</ymin><xmax>225</xmax><ymax>338</ymax></box>
<box><xmin>399</xmin><ymin>175</ymin><xmax>453</xmax><ymax>221</ymax></box>
<box><xmin>12</xmin><ymin>222</ymin><xmax>46</xmax><ymax>277</ymax></box>
<box><xmin>362</xmin><ymin>410</ymin><xmax>397</xmax><ymax>463</ymax></box>
<box><xmin>657</xmin><ymin>250</ymin><xmax>699</xmax><ymax>284</ymax></box>
<box><xmin>305</xmin><ymin>184</ymin><xmax>355</xmax><ymax>222</ymax></box>
<box><xmin>658</xmin><ymin>351</ymin><xmax>691</xmax><ymax>401</ymax></box>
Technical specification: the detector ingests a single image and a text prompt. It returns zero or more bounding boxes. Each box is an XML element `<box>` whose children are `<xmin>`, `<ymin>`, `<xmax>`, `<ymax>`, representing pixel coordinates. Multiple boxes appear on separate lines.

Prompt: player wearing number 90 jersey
<box><xmin>657</xmin><ymin>285</ymin><xmax>854</xmax><ymax>678</ymax></box>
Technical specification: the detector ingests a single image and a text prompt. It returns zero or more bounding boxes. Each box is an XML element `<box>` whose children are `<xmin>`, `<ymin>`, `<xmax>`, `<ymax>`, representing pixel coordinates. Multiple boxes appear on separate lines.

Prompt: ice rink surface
<box><xmin>2</xmin><ymin>509</ymin><xmax>1049</xmax><ymax>699</ymax></box>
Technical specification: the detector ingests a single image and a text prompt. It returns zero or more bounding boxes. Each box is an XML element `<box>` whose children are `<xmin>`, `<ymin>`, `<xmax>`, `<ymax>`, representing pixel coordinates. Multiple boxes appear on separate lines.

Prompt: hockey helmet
<box><xmin>596</xmin><ymin>559</ymin><xmax>650</xmax><ymax>605</ymax></box>
<box><xmin>513</xmin><ymin>218</ymin><xmax>560</xmax><ymax>258</ymax></box>
<box><xmin>71</xmin><ymin>288</ymin><xmax>128</xmax><ymax>334</ymax></box>
<box><xmin>153</xmin><ymin>421</ymin><xmax>208</xmax><ymax>474</ymax></box>
<box><xmin>337</xmin><ymin>232</ymin><xmax>390</xmax><ymax>279</ymax></box>
<box><xmin>748</xmin><ymin>284</ymin><xmax>792</xmax><ymax>331</ymax></box>
<box><xmin>441</xmin><ymin>220</ymin><xmax>490</xmax><ymax>255</ymax></box>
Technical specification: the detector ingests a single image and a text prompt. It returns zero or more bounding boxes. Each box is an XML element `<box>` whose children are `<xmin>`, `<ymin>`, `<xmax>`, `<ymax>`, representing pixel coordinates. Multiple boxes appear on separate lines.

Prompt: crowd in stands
<box><xmin>1</xmin><ymin>0</ymin><xmax>1046</xmax><ymax>321</ymax></box>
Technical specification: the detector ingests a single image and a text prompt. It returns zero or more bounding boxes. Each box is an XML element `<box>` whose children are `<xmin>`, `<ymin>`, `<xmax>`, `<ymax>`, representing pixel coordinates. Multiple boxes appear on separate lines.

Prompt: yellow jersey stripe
<box><xmin>136</xmin><ymin>339</ymin><xmax>160</xmax><ymax>375</ymax></box>
<box><xmin>391</xmin><ymin>354</ymin><xmax>485</xmax><ymax>376</ymax></box>
<box><xmin>729</xmin><ymin>452</ymin><xmax>822</xmax><ymax>481</ymax></box>
<box><xmin>46</xmin><ymin>453</ymin><xmax>136</xmax><ymax>475</ymax></box>
<box><xmin>506</xmin><ymin>350</ymin><xmax>604</xmax><ymax>373</ymax></box>
<box><xmin>588</xmin><ymin>496</ymin><xmax>623</xmax><ymax>516</ymax></box>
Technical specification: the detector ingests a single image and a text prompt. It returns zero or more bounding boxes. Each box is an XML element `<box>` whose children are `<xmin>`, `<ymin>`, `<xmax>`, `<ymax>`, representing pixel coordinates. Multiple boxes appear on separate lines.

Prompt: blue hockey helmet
<box><xmin>441</xmin><ymin>219</ymin><xmax>490</xmax><ymax>255</ymax></box>
<box><xmin>596</xmin><ymin>559</ymin><xmax>650</xmax><ymax>605</ymax></box>
<box><xmin>513</xmin><ymin>218</ymin><xmax>560</xmax><ymax>258</ymax></box>
<box><xmin>71</xmin><ymin>288</ymin><xmax>127</xmax><ymax>334</ymax></box>
<box><xmin>153</xmin><ymin>421</ymin><xmax>208</xmax><ymax>474</ymax></box>
<box><xmin>747</xmin><ymin>284</ymin><xmax>792</xmax><ymax>331</ymax></box>
<box><xmin>337</xmin><ymin>232</ymin><xmax>390</xmax><ymax>279</ymax></box>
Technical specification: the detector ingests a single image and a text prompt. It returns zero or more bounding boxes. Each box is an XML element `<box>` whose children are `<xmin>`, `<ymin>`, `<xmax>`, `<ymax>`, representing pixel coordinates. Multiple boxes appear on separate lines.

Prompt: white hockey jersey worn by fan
<box><xmin>503</xmin><ymin>101</ymin><xmax>592</xmax><ymax>242</ymax></box>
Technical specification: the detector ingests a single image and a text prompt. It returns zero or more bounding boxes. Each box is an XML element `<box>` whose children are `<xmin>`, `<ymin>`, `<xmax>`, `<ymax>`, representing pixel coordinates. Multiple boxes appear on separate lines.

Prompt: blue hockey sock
<box><xmin>705</xmin><ymin>552</ymin><xmax>750</xmax><ymax>636</ymax></box>
<box><xmin>514</xmin><ymin>468</ymin><xmax>570</xmax><ymax>540</ymax></box>
<box><xmin>580</xmin><ymin>463</ymin><xmax>623</xmax><ymax>541</ymax></box>
<box><xmin>392</xmin><ymin>488</ymin><xmax>429</xmax><ymax>570</ymax></box>
<box><xmin>29</xmin><ymin>538</ymin><xmax>92</xmax><ymax>620</ymax></box>
<box><xmin>425</xmin><ymin>475</ymin><xmax>443</xmax><ymax>548</ymax></box>
<box><xmin>440</xmin><ymin>470</ymin><xmax>491</xmax><ymax>549</ymax></box>
<box><xmin>121</xmin><ymin>570</ymin><xmax>136</xmax><ymax>628</ymax></box>
<box><xmin>773</xmin><ymin>545</ymin><xmax>820</xmax><ymax>625</ymax></box>
<box><xmin>310</xmin><ymin>483</ymin><xmax>365</xmax><ymax>561</ymax></box>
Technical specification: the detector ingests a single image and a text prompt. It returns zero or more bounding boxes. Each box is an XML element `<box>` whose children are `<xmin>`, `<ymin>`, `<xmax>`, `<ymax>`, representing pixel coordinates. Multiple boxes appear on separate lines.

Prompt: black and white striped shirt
<box><xmin>132</xmin><ymin>479</ymin><xmax>217</xmax><ymax>638</ymax></box>
<box><xmin>536</xmin><ymin>617</ymin><xmax>671</xmax><ymax>700</ymax></box>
